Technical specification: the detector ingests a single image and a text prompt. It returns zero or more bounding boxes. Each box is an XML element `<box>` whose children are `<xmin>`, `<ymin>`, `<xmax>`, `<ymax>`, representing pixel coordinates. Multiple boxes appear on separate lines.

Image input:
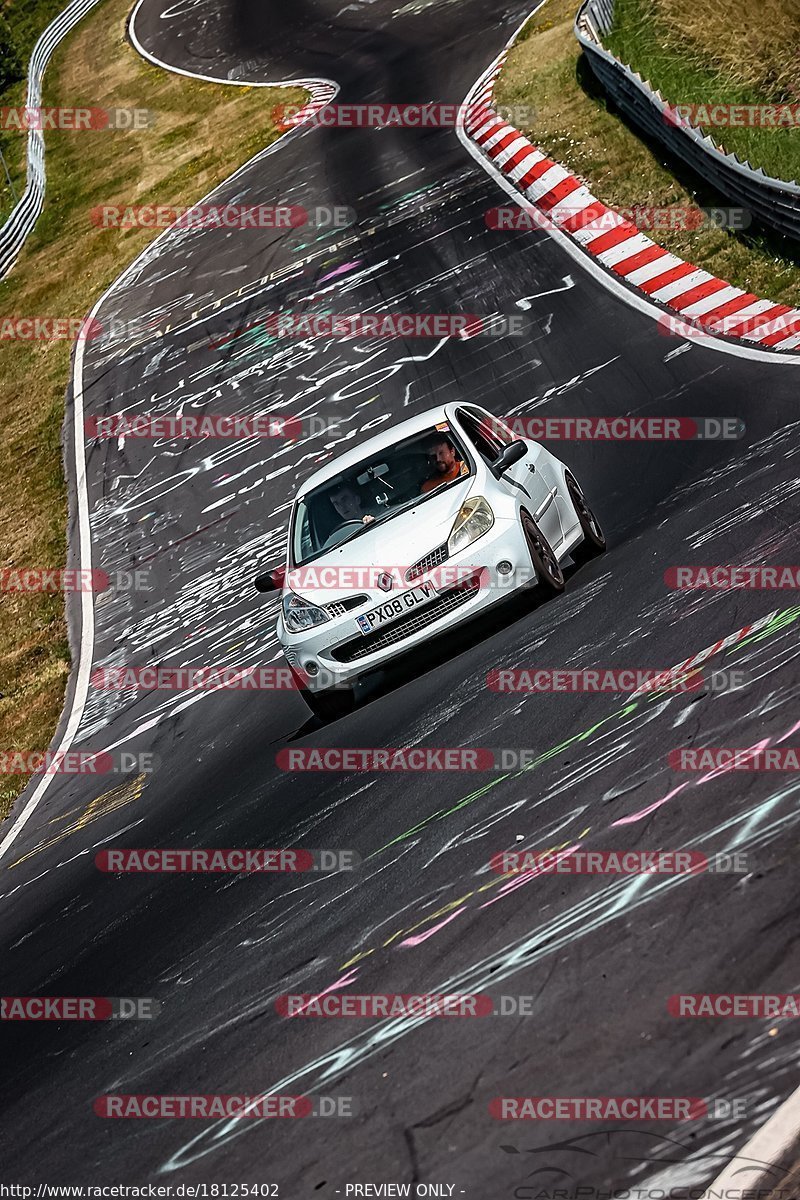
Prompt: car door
<box><xmin>457</xmin><ymin>407</ymin><xmax>564</xmax><ymax>548</ymax></box>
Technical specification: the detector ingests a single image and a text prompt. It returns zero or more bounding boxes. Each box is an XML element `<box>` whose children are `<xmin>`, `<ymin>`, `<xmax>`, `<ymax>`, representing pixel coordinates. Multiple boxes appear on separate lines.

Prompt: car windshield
<box><xmin>291</xmin><ymin>424</ymin><xmax>472</xmax><ymax>565</ymax></box>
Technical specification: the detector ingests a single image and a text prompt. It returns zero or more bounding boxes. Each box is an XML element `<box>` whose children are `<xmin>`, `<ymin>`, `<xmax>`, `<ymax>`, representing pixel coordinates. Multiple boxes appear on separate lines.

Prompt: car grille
<box><xmin>324</xmin><ymin>594</ymin><xmax>369</xmax><ymax>618</ymax></box>
<box><xmin>405</xmin><ymin>544</ymin><xmax>449</xmax><ymax>582</ymax></box>
<box><xmin>330</xmin><ymin>576</ymin><xmax>481</xmax><ymax>663</ymax></box>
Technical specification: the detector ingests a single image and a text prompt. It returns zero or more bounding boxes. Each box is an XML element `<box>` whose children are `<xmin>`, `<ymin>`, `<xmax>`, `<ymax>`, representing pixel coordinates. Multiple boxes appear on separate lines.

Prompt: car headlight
<box><xmin>282</xmin><ymin>590</ymin><xmax>331</xmax><ymax>633</ymax></box>
<box><xmin>447</xmin><ymin>496</ymin><xmax>494</xmax><ymax>555</ymax></box>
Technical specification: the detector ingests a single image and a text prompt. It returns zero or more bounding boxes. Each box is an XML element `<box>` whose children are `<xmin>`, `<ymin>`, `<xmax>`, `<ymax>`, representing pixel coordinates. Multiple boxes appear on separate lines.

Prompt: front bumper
<box><xmin>277</xmin><ymin>517</ymin><xmax>535</xmax><ymax>691</ymax></box>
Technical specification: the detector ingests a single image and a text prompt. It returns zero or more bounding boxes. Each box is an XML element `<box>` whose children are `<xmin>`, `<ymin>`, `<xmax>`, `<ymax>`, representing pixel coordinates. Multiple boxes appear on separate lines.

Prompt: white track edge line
<box><xmin>459</xmin><ymin>4</ymin><xmax>800</xmax><ymax>1182</ymax></box>
<box><xmin>457</xmin><ymin>17</ymin><xmax>800</xmax><ymax>367</ymax></box>
<box><xmin>0</xmin><ymin>11</ymin><xmax>340</xmax><ymax>863</ymax></box>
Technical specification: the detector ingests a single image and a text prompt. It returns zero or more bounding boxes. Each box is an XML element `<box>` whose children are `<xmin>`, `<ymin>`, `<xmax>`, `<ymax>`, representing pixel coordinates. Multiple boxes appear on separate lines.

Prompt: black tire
<box><xmin>520</xmin><ymin>508</ymin><xmax>565</xmax><ymax>594</ymax></box>
<box><xmin>565</xmin><ymin>473</ymin><xmax>606</xmax><ymax>562</ymax></box>
<box><xmin>289</xmin><ymin>667</ymin><xmax>356</xmax><ymax>721</ymax></box>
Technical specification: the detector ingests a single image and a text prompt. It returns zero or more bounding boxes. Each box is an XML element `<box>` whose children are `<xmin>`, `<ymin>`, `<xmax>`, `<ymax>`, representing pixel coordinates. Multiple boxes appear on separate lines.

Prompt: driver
<box><xmin>329</xmin><ymin>481</ymin><xmax>376</xmax><ymax>526</ymax></box>
<box><xmin>421</xmin><ymin>435</ymin><xmax>464</xmax><ymax>493</ymax></box>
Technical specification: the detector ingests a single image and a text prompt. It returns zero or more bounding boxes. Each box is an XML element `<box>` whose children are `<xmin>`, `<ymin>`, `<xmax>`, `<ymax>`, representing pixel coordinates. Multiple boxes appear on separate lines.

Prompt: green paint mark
<box><xmin>368</xmin><ymin>607</ymin><xmax>800</xmax><ymax>860</ymax></box>
<box><xmin>732</xmin><ymin>605</ymin><xmax>800</xmax><ymax>650</ymax></box>
<box><xmin>369</xmin><ymin>704</ymin><xmax>642</xmax><ymax>858</ymax></box>
<box><xmin>378</xmin><ymin>184</ymin><xmax>436</xmax><ymax>211</ymax></box>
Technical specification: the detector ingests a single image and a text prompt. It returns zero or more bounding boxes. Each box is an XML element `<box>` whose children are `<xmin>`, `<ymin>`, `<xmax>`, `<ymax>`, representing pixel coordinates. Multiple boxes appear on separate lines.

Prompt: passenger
<box><xmin>329</xmin><ymin>481</ymin><xmax>375</xmax><ymax>525</ymax></box>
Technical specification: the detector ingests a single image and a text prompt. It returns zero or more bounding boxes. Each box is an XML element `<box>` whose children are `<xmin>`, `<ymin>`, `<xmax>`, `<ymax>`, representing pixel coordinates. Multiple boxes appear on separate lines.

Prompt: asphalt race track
<box><xmin>1</xmin><ymin>0</ymin><xmax>800</xmax><ymax>1191</ymax></box>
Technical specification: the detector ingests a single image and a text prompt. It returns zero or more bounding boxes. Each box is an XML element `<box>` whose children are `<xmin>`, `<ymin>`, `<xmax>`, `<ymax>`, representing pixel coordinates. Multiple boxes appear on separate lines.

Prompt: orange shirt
<box><xmin>421</xmin><ymin>461</ymin><xmax>463</xmax><ymax>493</ymax></box>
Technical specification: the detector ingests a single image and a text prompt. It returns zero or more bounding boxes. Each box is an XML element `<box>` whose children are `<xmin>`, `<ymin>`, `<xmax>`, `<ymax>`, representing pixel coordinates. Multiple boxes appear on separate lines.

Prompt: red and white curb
<box><xmin>462</xmin><ymin>22</ymin><xmax>800</xmax><ymax>1176</ymax></box>
<box><xmin>630</xmin><ymin>609</ymin><xmax>776</xmax><ymax>698</ymax></box>
<box><xmin>462</xmin><ymin>52</ymin><xmax>800</xmax><ymax>357</ymax></box>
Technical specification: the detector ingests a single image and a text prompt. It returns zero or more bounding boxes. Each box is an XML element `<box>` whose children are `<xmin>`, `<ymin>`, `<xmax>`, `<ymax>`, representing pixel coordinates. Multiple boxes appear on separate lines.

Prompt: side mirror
<box><xmin>254</xmin><ymin>566</ymin><xmax>286</xmax><ymax>593</ymax></box>
<box><xmin>491</xmin><ymin>440</ymin><xmax>527</xmax><ymax>477</ymax></box>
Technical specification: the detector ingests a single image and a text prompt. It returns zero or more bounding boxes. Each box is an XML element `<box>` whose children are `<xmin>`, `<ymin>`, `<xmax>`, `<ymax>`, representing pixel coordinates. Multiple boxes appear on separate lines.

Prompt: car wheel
<box><xmin>289</xmin><ymin>667</ymin><xmax>356</xmax><ymax>721</ymax></box>
<box><xmin>565</xmin><ymin>472</ymin><xmax>606</xmax><ymax>562</ymax></box>
<box><xmin>520</xmin><ymin>508</ymin><xmax>565</xmax><ymax>594</ymax></box>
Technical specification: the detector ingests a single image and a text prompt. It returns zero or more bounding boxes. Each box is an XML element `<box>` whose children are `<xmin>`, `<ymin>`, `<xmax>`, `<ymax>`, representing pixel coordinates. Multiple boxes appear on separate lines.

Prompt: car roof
<box><xmin>298</xmin><ymin>403</ymin><xmax>463</xmax><ymax>496</ymax></box>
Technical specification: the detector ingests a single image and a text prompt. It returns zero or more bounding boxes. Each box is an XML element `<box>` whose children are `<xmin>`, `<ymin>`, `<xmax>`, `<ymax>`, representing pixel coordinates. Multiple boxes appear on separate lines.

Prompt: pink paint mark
<box><xmin>480</xmin><ymin>844</ymin><xmax>583</xmax><ymax>908</ymax></box>
<box><xmin>289</xmin><ymin>968</ymin><xmax>359</xmax><ymax>1015</ymax></box>
<box><xmin>318</xmin><ymin>261</ymin><xmax>362</xmax><ymax>283</ymax></box>
<box><xmin>612</xmin><ymin>782</ymin><xmax>691</xmax><ymax>827</ymax></box>
<box><xmin>612</xmin><ymin>738</ymin><xmax>773</xmax><ymax>827</ymax></box>
<box><xmin>399</xmin><ymin>907</ymin><xmax>467</xmax><ymax>947</ymax></box>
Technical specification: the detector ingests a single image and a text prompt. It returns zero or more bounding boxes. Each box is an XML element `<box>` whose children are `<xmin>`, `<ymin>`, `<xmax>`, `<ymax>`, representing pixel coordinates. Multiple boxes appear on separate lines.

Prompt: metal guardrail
<box><xmin>574</xmin><ymin>0</ymin><xmax>800</xmax><ymax>241</ymax></box>
<box><xmin>0</xmin><ymin>0</ymin><xmax>104</xmax><ymax>280</ymax></box>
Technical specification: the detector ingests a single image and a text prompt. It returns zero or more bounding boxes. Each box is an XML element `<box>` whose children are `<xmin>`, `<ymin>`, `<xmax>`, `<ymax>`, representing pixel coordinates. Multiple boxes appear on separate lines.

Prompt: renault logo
<box><xmin>377</xmin><ymin>572</ymin><xmax>393</xmax><ymax>592</ymax></box>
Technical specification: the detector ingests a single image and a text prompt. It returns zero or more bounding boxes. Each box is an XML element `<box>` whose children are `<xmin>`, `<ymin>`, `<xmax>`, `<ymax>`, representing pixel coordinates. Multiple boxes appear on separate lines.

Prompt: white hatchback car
<box><xmin>255</xmin><ymin>403</ymin><xmax>605</xmax><ymax>719</ymax></box>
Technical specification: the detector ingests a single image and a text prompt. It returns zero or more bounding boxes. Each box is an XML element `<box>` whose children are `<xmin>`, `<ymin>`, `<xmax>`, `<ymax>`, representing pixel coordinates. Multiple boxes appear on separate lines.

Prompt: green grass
<box><xmin>0</xmin><ymin>78</ymin><xmax>30</xmax><ymax>223</ymax></box>
<box><xmin>0</xmin><ymin>0</ymin><xmax>84</xmax><ymax>218</ymax></box>
<box><xmin>0</xmin><ymin>0</ymin><xmax>306</xmax><ymax>820</ymax></box>
<box><xmin>605</xmin><ymin>0</ymin><xmax>800</xmax><ymax>182</ymax></box>
<box><xmin>493</xmin><ymin>0</ymin><xmax>800</xmax><ymax>305</ymax></box>
<box><xmin>5</xmin><ymin>0</ymin><xmax>71</xmax><ymax>62</ymax></box>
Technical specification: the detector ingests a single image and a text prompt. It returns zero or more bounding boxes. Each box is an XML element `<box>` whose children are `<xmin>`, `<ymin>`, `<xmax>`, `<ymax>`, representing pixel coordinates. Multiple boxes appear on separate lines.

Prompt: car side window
<box><xmin>467</xmin><ymin>405</ymin><xmax>517</xmax><ymax>448</ymax></box>
<box><xmin>456</xmin><ymin>408</ymin><xmax>503</xmax><ymax>465</ymax></box>
<box><xmin>486</xmin><ymin>413</ymin><xmax>516</xmax><ymax>446</ymax></box>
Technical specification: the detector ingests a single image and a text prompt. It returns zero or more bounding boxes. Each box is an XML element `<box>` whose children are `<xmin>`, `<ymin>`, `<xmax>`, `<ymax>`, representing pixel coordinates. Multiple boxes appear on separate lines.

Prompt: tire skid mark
<box><xmin>158</xmin><ymin>795</ymin><xmax>800</xmax><ymax>1171</ymax></box>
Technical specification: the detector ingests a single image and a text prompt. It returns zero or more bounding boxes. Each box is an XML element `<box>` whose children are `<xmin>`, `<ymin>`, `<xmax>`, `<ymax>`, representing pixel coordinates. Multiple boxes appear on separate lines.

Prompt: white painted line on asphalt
<box><xmin>457</xmin><ymin>22</ymin><xmax>800</xmax><ymax>367</ymax></box>
<box><xmin>128</xmin><ymin>0</ymin><xmax>338</xmax><ymax>97</ymax></box>
<box><xmin>0</xmin><ymin>33</ymin><xmax>341</xmax><ymax>865</ymax></box>
<box><xmin>0</xmin><ymin>289</ymin><xmax>100</xmax><ymax>864</ymax></box>
<box><xmin>457</xmin><ymin>7</ymin><xmax>800</xmax><ymax>1182</ymax></box>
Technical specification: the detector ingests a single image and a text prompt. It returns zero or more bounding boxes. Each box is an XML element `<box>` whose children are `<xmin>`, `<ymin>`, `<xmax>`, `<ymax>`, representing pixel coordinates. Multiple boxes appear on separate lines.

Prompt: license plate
<box><xmin>355</xmin><ymin>581</ymin><xmax>437</xmax><ymax>635</ymax></box>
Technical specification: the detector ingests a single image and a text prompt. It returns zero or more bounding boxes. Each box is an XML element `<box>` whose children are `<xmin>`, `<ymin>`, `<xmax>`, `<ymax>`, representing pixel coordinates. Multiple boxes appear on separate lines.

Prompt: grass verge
<box><xmin>605</xmin><ymin>0</ymin><xmax>800</xmax><ymax>182</ymax></box>
<box><xmin>0</xmin><ymin>0</ymin><xmax>305</xmax><ymax>820</ymax></box>
<box><xmin>0</xmin><ymin>0</ymin><xmax>104</xmax><ymax>221</ymax></box>
<box><xmin>493</xmin><ymin>0</ymin><xmax>800</xmax><ymax>305</ymax></box>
